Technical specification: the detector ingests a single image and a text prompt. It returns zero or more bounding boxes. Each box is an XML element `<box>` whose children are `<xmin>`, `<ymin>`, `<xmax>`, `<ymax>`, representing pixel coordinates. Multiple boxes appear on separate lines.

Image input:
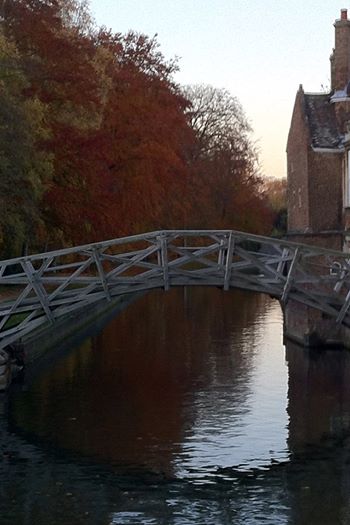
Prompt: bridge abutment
<box><xmin>285</xmin><ymin>232</ymin><xmax>350</xmax><ymax>348</ymax></box>
<box><xmin>283</xmin><ymin>300</ymin><xmax>346</xmax><ymax>348</ymax></box>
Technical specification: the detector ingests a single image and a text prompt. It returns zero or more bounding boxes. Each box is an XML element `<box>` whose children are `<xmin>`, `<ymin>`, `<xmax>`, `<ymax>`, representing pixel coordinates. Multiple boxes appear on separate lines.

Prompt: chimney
<box><xmin>332</xmin><ymin>9</ymin><xmax>350</xmax><ymax>91</ymax></box>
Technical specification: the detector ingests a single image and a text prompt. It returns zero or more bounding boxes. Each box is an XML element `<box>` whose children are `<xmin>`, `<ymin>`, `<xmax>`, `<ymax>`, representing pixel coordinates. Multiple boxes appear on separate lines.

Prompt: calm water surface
<box><xmin>1</xmin><ymin>288</ymin><xmax>350</xmax><ymax>524</ymax></box>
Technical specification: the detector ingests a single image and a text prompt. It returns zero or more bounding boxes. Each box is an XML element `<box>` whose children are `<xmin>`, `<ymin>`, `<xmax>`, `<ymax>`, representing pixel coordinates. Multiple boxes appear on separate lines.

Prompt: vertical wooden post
<box><xmin>93</xmin><ymin>247</ymin><xmax>111</xmax><ymax>301</ymax></box>
<box><xmin>218</xmin><ymin>237</ymin><xmax>225</xmax><ymax>266</ymax></box>
<box><xmin>224</xmin><ymin>233</ymin><xmax>235</xmax><ymax>291</ymax></box>
<box><xmin>158</xmin><ymin>234</ymin><xmax>169</xmax><ymax>291</ymax></box>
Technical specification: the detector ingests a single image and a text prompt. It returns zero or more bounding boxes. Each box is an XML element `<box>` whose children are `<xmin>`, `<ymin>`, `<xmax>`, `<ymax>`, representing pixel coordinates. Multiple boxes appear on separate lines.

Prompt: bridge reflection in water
<box><xmin>1</xmin><ymin>289</ymin><xmax>350</xmax><ymax>524</ymax></box>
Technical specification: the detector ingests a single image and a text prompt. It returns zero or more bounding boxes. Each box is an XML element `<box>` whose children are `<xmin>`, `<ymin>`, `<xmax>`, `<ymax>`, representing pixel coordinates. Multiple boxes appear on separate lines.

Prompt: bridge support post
<box><xmin>224</xmin><ymin>233</ymin><xmax>234</xmax><ymax>291</ymax></box>
<box><xmin>158</xmin><ymin>234</ymin><xmax>169</xmax><ymax>291</ymax></box>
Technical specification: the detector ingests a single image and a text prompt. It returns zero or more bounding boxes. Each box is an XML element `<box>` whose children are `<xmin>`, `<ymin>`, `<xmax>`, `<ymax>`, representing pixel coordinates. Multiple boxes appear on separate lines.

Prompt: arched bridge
<box><xmin>1</xmin><ymin>229</ymin><xmax>350</xmax><ymax>351</ymax></box>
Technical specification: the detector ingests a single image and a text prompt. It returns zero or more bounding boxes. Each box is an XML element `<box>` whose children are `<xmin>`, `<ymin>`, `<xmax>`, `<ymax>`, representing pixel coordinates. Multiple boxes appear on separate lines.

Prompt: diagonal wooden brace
<box><xmin>281</xmin><ymin>248</ymin><xmax>300</xmax><ymax>304</ymax></box>
<box><xmin>336</xmin><ymin>288</ymin><xmax>350</xmax><ymax>324</ymax></box>
<box><xmin>93</xmin><ymin>248</ymin><xmax>111</xmax><ymax>301</ymax></box>
<box><xmin>22</xmin><ymin>260</ymin><xmax>54</xmax><ymax>323</ymax></box>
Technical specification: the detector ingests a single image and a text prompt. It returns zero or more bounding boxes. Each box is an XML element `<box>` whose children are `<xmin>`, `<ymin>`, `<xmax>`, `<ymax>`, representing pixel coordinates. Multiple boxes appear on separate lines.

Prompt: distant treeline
<box><xmin>0</xmin><ymin>0</ymin><xmax>280</xmax><ymax>258</ymax></box>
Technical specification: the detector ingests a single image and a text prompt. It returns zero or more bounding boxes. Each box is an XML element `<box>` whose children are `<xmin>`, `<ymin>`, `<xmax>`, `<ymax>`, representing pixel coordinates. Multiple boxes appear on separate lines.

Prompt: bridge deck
<box><xmin>1</xmin><ymin>230</ymin><xmax>350</xmax><ymax>351</ymax></box>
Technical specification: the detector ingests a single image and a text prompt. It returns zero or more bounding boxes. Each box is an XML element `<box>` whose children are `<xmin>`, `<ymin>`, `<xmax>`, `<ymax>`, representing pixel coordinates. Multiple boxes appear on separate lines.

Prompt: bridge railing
<box><xmin>1</xmin><ymin>230</ymin><xmax>350</xmax><ymax>350</ymax></box>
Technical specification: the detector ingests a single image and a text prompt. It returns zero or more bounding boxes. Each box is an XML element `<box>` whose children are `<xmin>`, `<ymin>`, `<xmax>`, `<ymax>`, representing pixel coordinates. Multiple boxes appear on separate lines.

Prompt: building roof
<box><xmin>304</xmin><ymin>93</ymin><xmax>343</xmax><ymax>149</ymax></box>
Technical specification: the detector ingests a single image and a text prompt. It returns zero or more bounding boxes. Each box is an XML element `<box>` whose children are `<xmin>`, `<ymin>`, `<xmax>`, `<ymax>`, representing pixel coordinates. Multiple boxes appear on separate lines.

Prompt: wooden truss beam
<box><xmin>1</xmin><ymin>229</ymin><xmax>350</xmax><ymax>350</ymax></box>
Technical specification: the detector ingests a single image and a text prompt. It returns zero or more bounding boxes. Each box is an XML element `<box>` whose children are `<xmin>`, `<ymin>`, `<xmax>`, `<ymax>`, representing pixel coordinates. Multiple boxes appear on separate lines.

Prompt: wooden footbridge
<box><xmin>1</xmin><ymin>229</ymin><xmax>350</xmax><ymax>351</ymax></box>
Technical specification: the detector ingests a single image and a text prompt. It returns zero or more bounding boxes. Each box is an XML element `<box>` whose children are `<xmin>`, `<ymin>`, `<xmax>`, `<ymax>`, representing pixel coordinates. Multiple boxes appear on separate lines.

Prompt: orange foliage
<box><xmin>2</xmin><ymin>1</ymin><xmax>274</xmax><ymax>251</ymax></box>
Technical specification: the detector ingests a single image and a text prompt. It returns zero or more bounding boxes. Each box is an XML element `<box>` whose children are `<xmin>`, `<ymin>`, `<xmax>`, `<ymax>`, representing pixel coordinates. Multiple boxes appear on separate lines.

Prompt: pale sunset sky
<box><xmin>89</xmin><ymin>0</ymin><xmax>344</xmax><ymax>180</ymax></box>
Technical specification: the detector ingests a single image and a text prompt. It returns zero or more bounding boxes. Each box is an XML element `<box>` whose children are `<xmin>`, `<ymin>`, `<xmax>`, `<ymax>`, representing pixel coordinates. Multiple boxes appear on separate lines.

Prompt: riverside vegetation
<box><xmin>0</xmin><ymin>0</ymin><xmax>285</xmax><ymax>260</ymax></box>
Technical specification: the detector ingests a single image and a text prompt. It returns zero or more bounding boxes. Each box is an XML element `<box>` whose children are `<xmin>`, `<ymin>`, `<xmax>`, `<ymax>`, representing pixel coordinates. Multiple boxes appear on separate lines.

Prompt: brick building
<box><xmin>287</xmin><ymin>8</ymin><xmax>350</xmax><ymax>251</ymax></box>
<box><xmin>285</xmin><ymin>9</ymin><xmax>350</xmax><ymax>347</ymax></box>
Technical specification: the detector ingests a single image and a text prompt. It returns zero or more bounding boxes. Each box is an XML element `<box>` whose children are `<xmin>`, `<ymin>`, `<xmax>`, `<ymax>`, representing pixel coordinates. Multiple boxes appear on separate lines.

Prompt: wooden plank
<box><xmin>106</xmin><ymin>245</ymin><xmax>159</xmax><ymax>280</ymax></box>
<box><xmin>336</xmin><ymin>288</ymin><xmax>350</xmax><ymax>324</ymax></box>
<box><xmin>0</xmin><ymin>263</ymin><xmax>7</xmax><ymax>278</ymax></box>
<box><xmin>168</xmin><ymin>243</ymin><xmax>221</xmax><ymax>269</ymax></box>
<box><xmin>218</xmin><ymin>238</ymin><xmax>226</xmax><ymax>266</ymax></box>
<box><xmin>276</xmin><ymin>248</ymin><xmax>290</xmax><ymax>279</ymax></box>
<box><xmin>93</xmin><ymin>247</ymin><xmax>111</xmax><ymax>301</ymax></box>
<box><xmin>281</xmin><ymin>248</ymin><xmax>300</xmax><ymax>304</ymax></box>
<box><xmin>0</xmin><ymin>228</ymin><xmax>349</xmax><ymax>270</ymax></box>
<box><xmin>224</xmin><ymin>233</ymin><xmax>235</xmax><ymax>291</ymax></box>
<box><xmin>22</xmin><ymin>261</ymin><xmax>54</xmax><ymax>324</ymax></box>
<box><xmin>0</xmin><ymin>284</ymin><xmax>33</xmax><ymax>330</ymax></box>
<box><xmin>159</xmin><ymin>235</ymin><xmax>169</xmax><ymax>291</ymax></box>
<box><xmin>48</xmin><ymin>256</ymin><xmax>94</xmax><ymax>301</ymax></box>
<box><xmin>333</xmin><ymin>259</ymin><xmax>350</xmax><ymax>293</ymax></box>
<box><xmin>0</xmin><ymin>317</ymin><xmax>47</xmax><ymax>351</ymax></box>
<box><xmin>233</xmin><ymin>246</ymin><xmax>283</xmax><ymax>281</ymax></box>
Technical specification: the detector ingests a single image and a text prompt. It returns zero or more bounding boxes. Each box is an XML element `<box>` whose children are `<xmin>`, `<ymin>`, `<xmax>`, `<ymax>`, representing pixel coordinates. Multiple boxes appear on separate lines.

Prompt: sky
<box><xmin>89</xmin><ymin>0</ymin><xmax>343</xmax><ymax>180</ymax></box>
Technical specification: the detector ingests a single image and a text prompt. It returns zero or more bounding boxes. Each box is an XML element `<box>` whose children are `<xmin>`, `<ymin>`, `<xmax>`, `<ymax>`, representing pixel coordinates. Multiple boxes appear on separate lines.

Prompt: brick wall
<box><xmin>286</xmin><ymin>232</ymin><xmax>343</xmax><ymax>250</ymax></box>
<box><xmin>334</xmin><ymin>101</ymin><xmax>350</xmax><ymax>132</ymax></box>
<box><xmin>287</xmin><ymin>88</ymin><xmax>310</xmax><ymax>232</ymax></box>
<box><xmin>308</xmin><ymin>150</ymin><xmax>343</xmax><ymax>232</ymax></box>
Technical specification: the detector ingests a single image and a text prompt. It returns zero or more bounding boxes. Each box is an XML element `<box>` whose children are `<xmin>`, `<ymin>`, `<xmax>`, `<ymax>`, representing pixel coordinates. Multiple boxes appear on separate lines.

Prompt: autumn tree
<box><xmin>0</xmin><ymin>1</ymin><xmax>274</xmax><ymax>255</ymax></box>
<box><xmin>0</xmin><ymin>32</ymin><xmax>52</xmax><ymax>257</ymax></box>
<box><xmin>183</xmin><ymin>84</ymin><xmax>273</xmax><ymax>234</ymax></box>
<box><xmin>1</xmin><ymin>1</ymin><xmax>195</xmax><ymax>246</ymax></box>
<box><xmin>95</xmin><ymin>30</ymin><xmax>194</xmax><ymax>235</ymax></box>
<box><xmin>3</xmin><ymin>0</ymin><xmax>115</xmax><ymax>245</ymax></box>
<box><xmin>264</xmin><ymin>177</ymin><xmax>287</xmax><ymax>235</ymax></box>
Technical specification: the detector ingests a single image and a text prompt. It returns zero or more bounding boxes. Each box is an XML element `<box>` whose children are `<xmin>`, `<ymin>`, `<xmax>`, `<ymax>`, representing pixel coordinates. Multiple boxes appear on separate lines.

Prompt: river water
<box><xmin>1</xmin><ymin>288</ymin><xmax>350</xmax><ymax>524</ymax></box>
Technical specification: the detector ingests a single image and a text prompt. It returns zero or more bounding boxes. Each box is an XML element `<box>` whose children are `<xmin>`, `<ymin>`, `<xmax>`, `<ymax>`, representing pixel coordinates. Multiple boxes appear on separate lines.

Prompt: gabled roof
<box><xmin>304</xmin><ymin>93</ymin><xmax>343</xmax><ymax>149</ymax></box>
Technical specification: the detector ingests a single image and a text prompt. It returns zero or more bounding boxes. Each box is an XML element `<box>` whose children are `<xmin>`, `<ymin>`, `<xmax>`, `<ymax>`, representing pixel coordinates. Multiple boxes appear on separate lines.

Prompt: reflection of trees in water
<box><xmin>99</xmin><ymin>287</ymin><xmax>271</xmax><ymax>470</ymax></box>
<box><xmin>285</xmin><ymin>340</ymin><xmax>350</xmax><ymax>525</ymax></box>
<box><xmin>9</xmin><ymin>288</ymin><xmax>270</xmax><ymax>476</ymax></box>
<box><xmin>164</xmin><ymin>288</ymin><xmax>278</xmax><ymax>461</ymax></box>
<box><xmin>7</xmin><ymin>298</ymin><xmax>350</xmax><ymax>524</ymax></box>
<box><xmin>0</xmin><ymin>408</ymin><xmax>112</xmax><ymax>525</ymax></box>
<box><xmin>0</xmin><ymin>403</ymin><xmax>289</xmax><ymax>525</ymax></box>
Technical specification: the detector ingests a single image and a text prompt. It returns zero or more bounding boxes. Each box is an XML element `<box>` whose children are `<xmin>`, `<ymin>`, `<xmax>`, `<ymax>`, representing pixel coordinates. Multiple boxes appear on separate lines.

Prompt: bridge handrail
<box><xmin>0</xmin><ymin>229</ymin><xmax>348</xmax><ymax>267</ymax></box>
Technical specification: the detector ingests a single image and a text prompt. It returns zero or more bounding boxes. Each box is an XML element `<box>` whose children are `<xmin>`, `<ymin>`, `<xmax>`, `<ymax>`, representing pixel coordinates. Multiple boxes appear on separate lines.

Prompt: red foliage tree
<box><xmin>95</xmin><ymin>30</ymin><xmax>194</xmax><ymax>235</ymax></box>
<box><xmin>4</xmin><ymin>2</ymin><xmax>195</xmax><ymax>245</ymax></box>
<box><xmin>2</xmin><ymin>2</ymin><xmax>273</xmax><ymax>251</ymax></box>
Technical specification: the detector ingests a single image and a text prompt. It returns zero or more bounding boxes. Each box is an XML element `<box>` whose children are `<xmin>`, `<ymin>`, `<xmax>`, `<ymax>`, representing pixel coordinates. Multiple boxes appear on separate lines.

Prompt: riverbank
<box><xmin>0</xmin><ymin>292</ymin><xmax>142</xmax><ymax>391</ymax></box>
<box><xmin>17</xmin><ymin>292</ymin><xmax>142</xmax><ymax>365</ymax></box>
